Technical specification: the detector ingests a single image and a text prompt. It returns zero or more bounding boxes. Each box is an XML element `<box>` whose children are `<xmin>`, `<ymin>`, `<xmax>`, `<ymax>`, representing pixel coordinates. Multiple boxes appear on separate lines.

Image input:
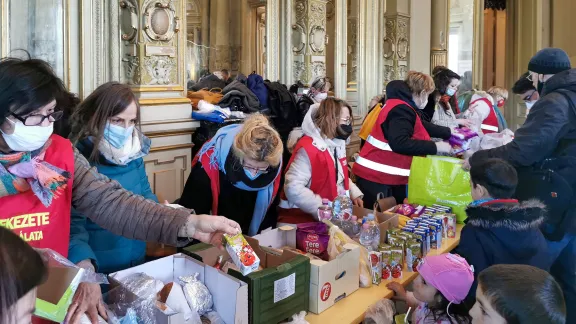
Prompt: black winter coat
<box><xmin>190</xmin><ymin>74</ymin><xmax>227</xmax><ymax>91</ymax></box>
<box><xmin>471</xmin><ymin>69</ymin><xmax>576</xmax><ymax>235</ymax></box>
<box><xmin>380</xmin><ymin>80</ymin><xmax>451</xmax><ymax>156</ymax></box>
<box><xmin>296</xmin><ymin>95</ymin><xmax>316</xmax><ymax>126</ymax></box>
<box><xmin>456</xmin><ymin>199</ymin><xmax>550</xmax><ymax>304</ymax></box>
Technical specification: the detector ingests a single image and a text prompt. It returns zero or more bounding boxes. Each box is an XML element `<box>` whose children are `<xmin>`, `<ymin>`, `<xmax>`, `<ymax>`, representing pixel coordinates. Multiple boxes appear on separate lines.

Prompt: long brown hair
<box><xmin>0</xmin><ymin>227</ymin><xmax>47</xmax><ymax>324</ymax></box>
<box><xmin>69</xmin><ymin>82</ymin><xmax>140</xmax><ymax>161</ymax></box>
<box><xmin>313</xmin><ymin>97</ymin><xmax>353</xmax><ymax>139</ymax></box>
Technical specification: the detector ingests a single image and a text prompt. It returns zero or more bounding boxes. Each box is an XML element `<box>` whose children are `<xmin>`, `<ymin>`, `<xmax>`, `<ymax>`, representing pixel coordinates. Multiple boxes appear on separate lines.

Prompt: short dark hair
<box><xmin>470</xmin><ymin>158</ymin><xmax>518</xmax><ymax>198</ymax></box>
<box><xmin>0</xmin><ymin>227</ymin><xmax>47</xmax><ymax>323</ymax></box>
<box><xmin>478</xmin><ymin>264</ymin><xmax>566</xmax><ymax>324</ymax></box>
<box><xmin>0</xmin><ymin>57</ymin><xmax>77</xmax><ymax>125</ymax></box>
<box><xmin>221</xmin><ymin>69</ymin><xmax>229</xmax><ymax>76</ymax></box>
<box><xmin>69</xmin><ymin>82</ymin><xmax>140</xmax><ymax>161</ymax></box>
<box><xmin>512</xmin><ymin>72</ymin><xmax>536</xmax><ymax>94</ymax></box>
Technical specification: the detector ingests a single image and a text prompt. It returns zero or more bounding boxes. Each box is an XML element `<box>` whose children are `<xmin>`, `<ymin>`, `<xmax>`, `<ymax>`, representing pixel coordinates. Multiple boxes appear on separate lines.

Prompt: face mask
<box><xmin>497</xmin><ymin>99</ymin><xmax>505</xmax><ymax>107</ymax></box>
<box><xmin>315</xmin><ymin>92</ymin><xmax>328</xmax><ymax>101</ymax></box>
<box><xmin>1</xmin><ymin>119</ymin><xmax>53</xmax><ymax>152</ymax></box>
<box><xmin>525</xmin><ymin>101</ymin><xmax>536</xmax><ymax>113</ymax></box>
<box><xmin>244</xmin><ymin>168</ymin><xmax>262</xmax><ymax>180</ymax></box>
<box><xmin>537</xmin><ymin>81</ymin><xmax>545</xmax><ymax>95</ymax></box>
<box><xmin>336</xmin><ymin>124</ymin><xmax>353</xmax><ymax>140</ymax></box>
<box><xmin>445</xmin><ymin>88</ymin><xmax>456</xmax><ymax>97</ymax></box>
<box><xmin>104</xmin><ymin>122</ymin><xmax>134</xmax><ymax>149</ymax></box>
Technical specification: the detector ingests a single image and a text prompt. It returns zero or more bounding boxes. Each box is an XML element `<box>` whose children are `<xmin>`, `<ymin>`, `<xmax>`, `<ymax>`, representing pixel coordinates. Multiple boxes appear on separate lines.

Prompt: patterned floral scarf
<box><xmin>0</xmin><ymin>139</ymin><xmax>71</xmax><ymax>207</ymax></box>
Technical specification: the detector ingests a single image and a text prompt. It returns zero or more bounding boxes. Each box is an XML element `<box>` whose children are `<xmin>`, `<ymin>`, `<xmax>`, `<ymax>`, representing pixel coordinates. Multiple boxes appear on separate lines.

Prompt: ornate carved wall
<box><xmin>382</xmin><ymin>13</ymin><xmax>410</xmax><ymax>85</ymax></box>
<box><xmin>292</xmin><ymin>0</ymin><xmax>328</xmax><ymax>85</ymax></box>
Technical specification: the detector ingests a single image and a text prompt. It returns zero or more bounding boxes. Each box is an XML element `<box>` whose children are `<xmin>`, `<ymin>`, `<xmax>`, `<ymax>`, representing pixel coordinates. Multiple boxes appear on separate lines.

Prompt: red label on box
<box><xmin>320</xmin><ymin>282</ymin><xmax>331</xmax><ymax>301</ymax></box>
<box><xmin>307</xmin><ymin>233</ymin><xmax>319</xmax><ymax>241</ymax></box>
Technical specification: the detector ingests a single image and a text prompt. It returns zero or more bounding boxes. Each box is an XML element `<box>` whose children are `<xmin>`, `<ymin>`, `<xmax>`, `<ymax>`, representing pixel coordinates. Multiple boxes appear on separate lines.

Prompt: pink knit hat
<box><xmin>417</xmin><ymin>254</ymin><xmax>474</xmax><ymax>304</ymax></box>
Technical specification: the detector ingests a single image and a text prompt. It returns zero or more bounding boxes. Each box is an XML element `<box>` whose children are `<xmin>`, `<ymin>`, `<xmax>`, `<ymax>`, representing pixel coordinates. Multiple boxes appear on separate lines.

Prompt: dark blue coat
<box><xmin>455</xmin><ymin>199</ymin><xmax>551</xmax><ymax>303</ymax></box>
<box><xmin>68</xmin><ymin>139</ymin><xmax>157</xmax><ymax>274</ymax></box>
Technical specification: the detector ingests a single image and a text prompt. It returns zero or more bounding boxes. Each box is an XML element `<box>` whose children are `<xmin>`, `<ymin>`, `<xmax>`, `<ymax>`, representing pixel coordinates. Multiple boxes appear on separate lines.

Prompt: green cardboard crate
<box><xmin>184</xmin><ymin>237</ymin><xmax>310</xmax><ymax>324</ymax></box>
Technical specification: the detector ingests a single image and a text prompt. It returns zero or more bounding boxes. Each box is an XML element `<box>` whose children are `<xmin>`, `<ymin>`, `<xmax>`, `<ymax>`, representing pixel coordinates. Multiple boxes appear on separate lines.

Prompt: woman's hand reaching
<box><xmin>180</xmin><ymin>214</ymin><xmax>241</xmax><ymax>248</ymax></box>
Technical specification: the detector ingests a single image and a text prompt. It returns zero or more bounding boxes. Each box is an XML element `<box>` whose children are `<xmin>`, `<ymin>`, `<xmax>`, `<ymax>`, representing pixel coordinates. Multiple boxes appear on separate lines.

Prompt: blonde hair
<box><xmin>313</xmin><ymin>97</ymin><xmax>353</xmax><ymax>139</ymax></box>
<box><xmin>405</xmin><ymin>71</ymin><xmax>435</xmax><ymax>95</ymax></box>
<box><xmin>233</xmin><ymin>114</ymin><xmax>283</xmax><ymax>167</ymax></box>
<box><xmin>487</xmin><ymin>86</ymin><xmax>509</xmax><ymax>101</ymax></box>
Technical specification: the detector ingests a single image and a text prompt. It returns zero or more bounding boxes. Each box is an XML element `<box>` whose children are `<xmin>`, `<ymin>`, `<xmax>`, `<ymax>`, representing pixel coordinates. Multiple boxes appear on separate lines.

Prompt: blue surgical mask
<box><xmin>104</xmin><ymin>122</ymin><xmax>134</xmax><ymax>149</ymax></box>
<box><xmin>244</xmin><ymin>168</ymin><xmax>262</xmax><ymax>180</ymax></box>
<box><xmin>446</xmin><ymin>88</ymin><xmax>456</xmax><ymax>97</ymax></box>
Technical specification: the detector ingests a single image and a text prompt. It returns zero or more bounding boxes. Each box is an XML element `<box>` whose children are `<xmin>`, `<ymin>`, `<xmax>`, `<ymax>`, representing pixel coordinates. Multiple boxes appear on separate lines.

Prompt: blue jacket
<box><xmin>68</xmin><ymin>139</ymin><xmax>157</xmax><ymax>274</ymax></box>
<box><xmin>455</xmin><ymin>199</ymin><xmax>551</xmax><ymax>303</ymax></box>
<box><xmin>247</xmin><ymin>73</ymin><xmax>269</xmax><ymax>109</ymax></box>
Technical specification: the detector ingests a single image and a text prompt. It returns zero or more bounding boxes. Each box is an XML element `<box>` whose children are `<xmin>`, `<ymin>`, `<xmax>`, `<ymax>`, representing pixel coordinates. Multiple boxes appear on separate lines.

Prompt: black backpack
<box><xmin>264</xmin><ymin>81</ymin><xmax>298</xmax><ymax>138</ymax></box>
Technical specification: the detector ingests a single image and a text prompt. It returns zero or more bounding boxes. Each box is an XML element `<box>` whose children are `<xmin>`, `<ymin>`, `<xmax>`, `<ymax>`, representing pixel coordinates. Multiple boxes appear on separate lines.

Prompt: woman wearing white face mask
<box><xmin>430</xmin><ymin>66</ymin><xmax>474</xmax><ymax>129</ymax></box>
<box><xmin>67</xmin><ymin>82</ymin><xmax>159</xmax><ymax>276</ymax></box>
<box><xmin>353</xmin><ymin>71</ymin><xmax>453</xmax><ymax>206</ymax></box>
<box><xmin>0</xmin><ymin>58</ymin><xmax>241</xmax><ymax>324</ymax></box>
<box><xmin>296</xmin><ymin>77</ymin><xmax>331</xmax><ymax>126</ymax></box>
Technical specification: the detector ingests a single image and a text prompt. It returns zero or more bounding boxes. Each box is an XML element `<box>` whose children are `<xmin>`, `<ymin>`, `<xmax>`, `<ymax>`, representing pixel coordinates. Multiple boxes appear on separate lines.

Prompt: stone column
<box><xmin>292</xmin><ymin>0</ymin><xmax>328</xmax><ymax>85</ymax></box>
<box><xmin>382</xmin><ymin>0</ymin><xmax>411</xmax><ymax>86</ymax></box>
<box><xmin>266</xmin><ymin>0</ymin><xmax>280</xmax><ymax>81</ymax></box>
<box><xmin>210</xmin><ymin>0</ymin><xmax>230</xmax><ymax>71</ymax></box>
<box><xmin>279</xmin><ymin>0</ymin><xmax>293</xmax><ymax>85</ymax></box>
<box><xmin>333</xmin><ymin>0</ymin><xmax>347</xmax><ymax>98</ymax></box>
<box><xmin>347</xmin><ymin>0</ymin><xmax>358</xmax><ymax>89</ymax></box>
<box><xmin>430</xmin><ymin>0</ymin><xmax>448</xmax><ymax>70</ymax></box>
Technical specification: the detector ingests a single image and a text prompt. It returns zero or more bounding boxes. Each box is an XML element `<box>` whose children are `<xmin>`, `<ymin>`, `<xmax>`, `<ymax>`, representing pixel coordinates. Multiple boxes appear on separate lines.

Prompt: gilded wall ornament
<box><xmin>119</xmin><ymin>0</ymin><xmax>138</xmax><ymax>42</ymax></box>
<box><xmin>144</xmin><ymin>56</ymin><xmax>176</xmax><ymax>85</ymax></box>
<box><xmin>143</xmin><ymin>0</ymin><xmax>179</xmax><ymax>42</ymax></box>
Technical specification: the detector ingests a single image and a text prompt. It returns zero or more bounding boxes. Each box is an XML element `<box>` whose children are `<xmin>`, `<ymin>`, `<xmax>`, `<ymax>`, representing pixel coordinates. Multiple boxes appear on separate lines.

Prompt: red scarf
<box><xmin>440</xmin><ymin>94</ymin><xmax>460</xmax><ymax>114</ymax></box>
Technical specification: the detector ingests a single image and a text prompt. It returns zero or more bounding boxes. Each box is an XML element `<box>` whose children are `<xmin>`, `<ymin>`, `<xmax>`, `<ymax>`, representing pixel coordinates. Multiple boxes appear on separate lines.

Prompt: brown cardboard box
<box><xmin>352</xmin><ymin>195</ymin><xmax>399</xmax><ymax>245</ymax></box>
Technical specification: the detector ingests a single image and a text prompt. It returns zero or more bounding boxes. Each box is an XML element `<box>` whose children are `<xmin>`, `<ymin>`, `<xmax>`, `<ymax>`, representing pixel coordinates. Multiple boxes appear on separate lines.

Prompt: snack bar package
<box><xmin>296</xmin><ymin>222</ymin><xmax>330</xmax><ymax>260</ymax></box>
<box><xmin>223</xmin><ymin>233</ymin><xmax>260</xmax><ymax>276</ymax></box>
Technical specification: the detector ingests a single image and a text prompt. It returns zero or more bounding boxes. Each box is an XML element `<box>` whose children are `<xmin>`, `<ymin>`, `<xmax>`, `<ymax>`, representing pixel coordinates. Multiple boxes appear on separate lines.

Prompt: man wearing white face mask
<box><xmin>468</xmin><ymin>47</ymin><xmax>576</xmax><ymax>324</ymax></box>
<box><xmin>0</xmin><ymin>58</ymin><xmax>241</xmax><ymax>324</ymax></box>
<box><xmin>295</xmin><ymin>77</ymin><xmax>331</xmax><ymax>126</ymax></box>
<box><xmin>512</xmin><ymin>71</ymin><xmax>540</xmax><ymax>115</ymax></box>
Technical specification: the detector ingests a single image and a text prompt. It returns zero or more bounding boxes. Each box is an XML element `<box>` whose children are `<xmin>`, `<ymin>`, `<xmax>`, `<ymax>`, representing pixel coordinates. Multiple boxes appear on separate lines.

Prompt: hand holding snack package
<box><xmin>223</xmin><ymin>232</ymin><xmax>260</xmax><ymax>275</ymax></box>
<box><xmin>325</xmin><ymin>220</ymin><xmax>372</xmax><ymax>288</ymax></box>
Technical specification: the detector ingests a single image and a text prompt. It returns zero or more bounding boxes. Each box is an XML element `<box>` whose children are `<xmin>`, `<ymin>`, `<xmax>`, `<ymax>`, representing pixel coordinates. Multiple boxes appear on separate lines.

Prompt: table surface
<box><xmin>305</xmin><ymin>224</ymin><xmax>463</xmax><ymax>324</ymax></box>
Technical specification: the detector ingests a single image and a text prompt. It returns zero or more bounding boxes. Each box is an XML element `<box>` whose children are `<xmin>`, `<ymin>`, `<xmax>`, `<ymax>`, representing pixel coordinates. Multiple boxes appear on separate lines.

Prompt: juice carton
<box><xmin>388</xmin><ymin>235</ymin><xmax>405</xmax><ymax>264</ymax></box>
<box><xmin>446</xmin><ymin>214</ymin><xmax>457</xmax><ymax>238</ymax></box>
<box><xmin>433</xmin><ymin>215</ymin><xmax>448</xmax><ymax>238</ymax></box>
<box><xmin>369</xmin><ymin>251</ymin><xmax>382</xmax><ymax>285</ymax></box>
<box><xmin>406</xmin><ymin>240</ymin><xmax>422</xmax><ymax>272</ymax></box>
<box><xmin>390</xmin><ymin>247</ymin><xmax>403</xmax><ymax>279</ymax></box>
<box><xmin>223</xmin><ymin>233</ymin><xmax>260</xmax><ymax>276</ymax></box>
<box><xmin>379</xmin><ymin>245</ymin><xmax>392</xmax><ymax>280</ymax></box>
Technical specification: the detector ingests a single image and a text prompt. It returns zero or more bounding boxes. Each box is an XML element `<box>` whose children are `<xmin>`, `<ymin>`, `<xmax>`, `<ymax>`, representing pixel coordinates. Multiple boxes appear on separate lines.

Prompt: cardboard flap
<box><xmin>245</xmin><ymin>236</ymin><xmax>301</xmax><ymax>268</ymax></box>
<box><xmin>37</xmin><ymin>266</ymin><xmax>81</xmax><ymax>305</ymax></box>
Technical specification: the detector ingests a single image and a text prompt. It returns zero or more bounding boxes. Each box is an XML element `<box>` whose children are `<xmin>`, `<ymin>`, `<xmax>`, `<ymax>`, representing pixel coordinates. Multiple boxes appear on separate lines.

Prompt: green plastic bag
<box><xmin>408</xmin><ymin>156</ymin><xmax>472</xmax><ymax>223</ymax></box>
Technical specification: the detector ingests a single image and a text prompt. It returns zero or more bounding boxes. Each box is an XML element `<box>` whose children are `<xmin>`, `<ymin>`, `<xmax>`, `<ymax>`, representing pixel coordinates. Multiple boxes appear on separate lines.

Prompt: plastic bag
<box><xmin>33</xmin><ymin>249</ymin><xmax>109</xmax><ymax>322</ymax></box>
<box><xmin>364</xmin><ymin>299</ymin><xmax>396</xmax><ymax>324</ymax></box>
<box><xmin>282</xmin><ymin>311</ymin><xmax>309</xmax><ymax>324</ymax></box>
<box><xmin>325</xmin><ymin>220</ymin><xmax>372</xmax><ymax>288</ymax></box>
<box><xmin>465</xmin><ymin>129</ymin><xmax>514</xmax><ymax>158</ymax></box>
<box><xmin>408</xmin><ymin>156</ymin><xmax>472</xmax><ymax>223</ymax></box>
<box><xmin>105</xmin><ymin>273</ymin><xmax>163</xmax><ymax>324</ymax></box>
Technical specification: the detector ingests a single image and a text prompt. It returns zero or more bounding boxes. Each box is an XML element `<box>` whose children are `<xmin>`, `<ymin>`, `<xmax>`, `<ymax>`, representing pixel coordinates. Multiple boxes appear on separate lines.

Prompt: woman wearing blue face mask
<box><xmin>429</xmin><ymin>66</ymin><xmax>473</xmax><ymax>130</ymax></box>
<box><xmin>67</xmin><ymin>82</ymin><xmax>157</xmax><ymax>275</ymax></box>
<box><xmin>179</xmin><ymin>114</ymin><xmax>284</xmax><ymax>235</ymax></box>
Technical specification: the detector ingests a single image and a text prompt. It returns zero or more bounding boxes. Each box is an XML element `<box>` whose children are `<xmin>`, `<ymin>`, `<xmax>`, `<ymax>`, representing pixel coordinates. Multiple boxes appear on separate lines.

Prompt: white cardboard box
<box><xmin>253</xmin><ymin>226</ymin><xmax>360</xmax><ymax>314</ymax></box>
<box><xmin>110</xmin><ymin>253</ymin><xmax>248</xmax><ymax>324</ymax></box>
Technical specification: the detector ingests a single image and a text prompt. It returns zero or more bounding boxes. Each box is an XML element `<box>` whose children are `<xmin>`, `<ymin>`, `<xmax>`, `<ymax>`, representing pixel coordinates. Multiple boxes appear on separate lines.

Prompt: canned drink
<box><xmin>368</xmin><ymin>251</ymin><xmax>382</xmax><ymax>285</ymax></box>
<box><xmin>447</xmin><ymin>214</ymin><xmax>457</xmax><ymax>238</ymax></box>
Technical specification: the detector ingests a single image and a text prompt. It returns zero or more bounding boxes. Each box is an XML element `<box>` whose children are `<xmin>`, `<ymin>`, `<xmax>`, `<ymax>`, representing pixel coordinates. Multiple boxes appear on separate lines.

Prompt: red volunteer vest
<box><xmin>191</xmin><ymin>147</ymin><xmax>281</xmax><ymax>215</ymax></box>
<box><xmin>0</xmin><ymin>135</ymin><xmax>74</xmax><ymax>257</ymax></box>
<box><xmin>472</xmin><ymin>98</ymin><xmax>499</xmax><ymax>134</ymax></box>
<box><xmin>281</xmin><ymin>136</ymin><xmax>350</xmax><ymax>201</ymax></box>
<box><xmin>353</xmin><ymin>99</ymin><xmax>431</xmax><ymax>185</ymax></box>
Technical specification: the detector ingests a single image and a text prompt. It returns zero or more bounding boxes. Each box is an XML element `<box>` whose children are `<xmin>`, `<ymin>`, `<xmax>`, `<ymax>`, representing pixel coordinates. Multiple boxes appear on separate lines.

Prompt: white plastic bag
<box><xmin>282</xmin><ymin>311</ymin><xmax>309</xmax><ymax>324</ymax></box>
<box><xmin>364</xmin><ymin>299</ymin><xmax>396</xmax><ymax>324</ymax></box>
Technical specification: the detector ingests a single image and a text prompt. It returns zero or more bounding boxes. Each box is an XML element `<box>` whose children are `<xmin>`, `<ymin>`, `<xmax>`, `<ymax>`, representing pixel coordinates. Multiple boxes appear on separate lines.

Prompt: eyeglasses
<box><xmin>522</xmin><ymin>90</ymin><xmax>536</xmax><ymax>102</ymax></box>
<box><xmin>243</xmin><ymin>164</ymin><xmax>270</xmax><ymax>174</ymax></box>
<box><xmin>340</xmin><ymin>117</ymin><xmax>352</xmax><ymax>125</ymax></box>
<box><xmin>11</xmin><ymin>111</ymin><xmax>63</xmax><ymax>126</ymax></box>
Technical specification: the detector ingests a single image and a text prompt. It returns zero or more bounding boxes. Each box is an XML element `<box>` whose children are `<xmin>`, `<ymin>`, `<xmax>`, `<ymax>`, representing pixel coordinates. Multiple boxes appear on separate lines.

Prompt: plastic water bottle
<box><xmin>332</xmin><ymin>189</ymin><xmax>353</xmax><ymax>221</ymax></box>
<box><xmin>359</xmin><ymin>223</ymin><xmax>374</xmax><ymax>251</ymax></box>
<box><xmin>317</xmin><ymin>199</ymin><xmax>332</xmax><ymax>221</ymax></box>
<box><xmin>366</xmin><ymin>213</ymin><xmax>381</xmax><ymax>250</ymax></box>
<box><xmin>342</xmin><ymin>215</ymin><xmax>361</xmax><ymax>238</ymax></box>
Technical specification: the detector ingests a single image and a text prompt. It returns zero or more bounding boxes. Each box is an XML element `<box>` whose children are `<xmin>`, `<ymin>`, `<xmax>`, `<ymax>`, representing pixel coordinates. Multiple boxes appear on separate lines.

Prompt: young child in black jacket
<box><xmin>456</xmin><ymin>158</ymin><xmax>551</xmax><ymax>304</ymax></box>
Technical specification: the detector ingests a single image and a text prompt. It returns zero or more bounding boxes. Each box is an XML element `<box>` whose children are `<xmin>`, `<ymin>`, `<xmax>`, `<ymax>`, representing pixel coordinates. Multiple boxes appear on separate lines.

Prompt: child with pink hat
<box><xmin>387</xmin><ymin>253</ymin><xmax>474</xmax><ymax>324</ymax></box>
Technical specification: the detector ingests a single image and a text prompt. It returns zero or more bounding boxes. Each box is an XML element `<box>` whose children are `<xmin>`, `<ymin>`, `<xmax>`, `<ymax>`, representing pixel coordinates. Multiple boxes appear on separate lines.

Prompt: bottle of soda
<box><xmin>317</xmin><ymin>198</ymin><xmax>332</xmax><ymax>221</ymax></box>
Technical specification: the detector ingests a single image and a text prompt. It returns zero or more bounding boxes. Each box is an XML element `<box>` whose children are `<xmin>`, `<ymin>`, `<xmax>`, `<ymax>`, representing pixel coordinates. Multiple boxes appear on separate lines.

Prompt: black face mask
<box><xmin>336</xmin><ymin>124</ymin><xmax>353</xmax><ymax>140</ymax></box>
<box><xmin>537</xmin><ymin>81</ymin><xmax>545</xmax><ymax>95</ymax></box>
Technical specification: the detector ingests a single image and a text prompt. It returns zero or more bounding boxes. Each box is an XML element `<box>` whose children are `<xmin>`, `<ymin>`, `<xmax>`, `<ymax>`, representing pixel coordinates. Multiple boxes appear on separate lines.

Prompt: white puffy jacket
<box><xmin>279</xmin><ymin>104</ymin><xmax>363</xmax><ymax>217</ymax></box>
